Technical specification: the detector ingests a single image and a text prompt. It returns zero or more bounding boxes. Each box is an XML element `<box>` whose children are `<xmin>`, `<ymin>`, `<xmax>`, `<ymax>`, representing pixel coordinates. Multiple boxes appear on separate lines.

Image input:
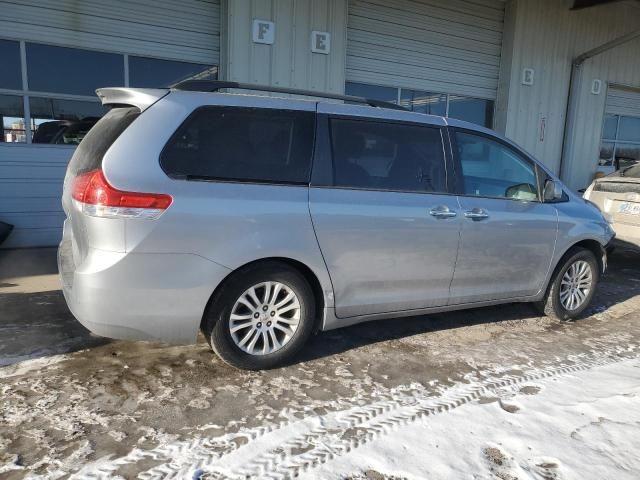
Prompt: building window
<box><xmin>30</xmin><ymin>97</ymin><xmax>106</xmax><ymax>145</ymax></box>
<box><xmin>345</xmin><ymin>82</ymin><xmax>495</xmax><ymax>129</ymax></box>
<box><xmin>448</xmin><ymin>95</ymin><xmax>494</xmax><ymax>128</ymax></box>
<box><xmin>600</xmin><ymin>114</ymin><xmax>640</xmax><ymax>170</ymax></box>
<box><xmin>1</xmin><ymin>94</ymin><xmax>26</xmax><ymax>143</ymax></box>
<box><xmin>0</xmin><ymin>37</ymin><xmax>216</xmax><ymax>145</ymax></box>
<box><xmin>0</xmin><ymin>39</ymin><xmax>22</xmax><ymax>90</ymax></box>
<box><xmin>400</xmin><ymin>90</ymin><xmax>447</xmax><ymax>117</ymax></box>
<box><xmin>345</xmin><ymin>82</ymin><xmax>398</xmax><ymax>104</ymax></box>
<box><xmin>26</xmin><ymin>43</ymin><xmax>124</xmax><ymax>96</ymax></box>
<box><xmin>129</xmin><ymin>56</ymin><xmax>217</xmax><ymax>88</ymax></box>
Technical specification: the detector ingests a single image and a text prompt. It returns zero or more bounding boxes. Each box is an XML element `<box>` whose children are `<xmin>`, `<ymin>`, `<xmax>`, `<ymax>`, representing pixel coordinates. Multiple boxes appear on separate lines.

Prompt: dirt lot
<box><xmin>1</xmin><ymin>247</ymin><xmax>640</xmax><ymax>479</ymax></box>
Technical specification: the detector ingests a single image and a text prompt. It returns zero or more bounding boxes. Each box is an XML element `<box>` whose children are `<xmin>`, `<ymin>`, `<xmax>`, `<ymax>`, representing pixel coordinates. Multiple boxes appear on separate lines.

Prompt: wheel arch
<box><xmin>201</xmin><ymin>256</ymin><xmax>327</xmax><ymax>334</ymax></box>
<box><xmin>542</xmin><ymin>238</ymin><xmax>606</xmax><ymax>299</ymax></box>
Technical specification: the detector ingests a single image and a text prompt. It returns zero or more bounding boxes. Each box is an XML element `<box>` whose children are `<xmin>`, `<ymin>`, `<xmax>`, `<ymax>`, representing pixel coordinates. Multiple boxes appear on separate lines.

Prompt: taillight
<box><xmin>71</xmin><ymin>169</ymin><xmax>172</xmax><ymax>219</ymax></box>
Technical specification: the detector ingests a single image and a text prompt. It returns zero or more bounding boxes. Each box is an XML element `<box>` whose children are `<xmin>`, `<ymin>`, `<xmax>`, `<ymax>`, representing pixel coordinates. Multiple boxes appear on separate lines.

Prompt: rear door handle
<box><xmin>464</xmin><ymin>208</ymin><xmax>489</xmax><ymax>220</ymax></box>
<box><xmin>429</xmin><ymin>205</ymin><xmax>457</xmax><ymax>219</ymax></box>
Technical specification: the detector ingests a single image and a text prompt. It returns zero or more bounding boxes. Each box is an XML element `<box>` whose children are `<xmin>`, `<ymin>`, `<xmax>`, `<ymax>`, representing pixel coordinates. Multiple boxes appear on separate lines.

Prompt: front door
<box><xmin>310</xmin><ymin>112</ymin><xmax>460</xmax><ymax>318</ymax></box>
<box><xmin>448</xmin><ymin>129</ymin><xmax>558</xmax><ymax>304</ymax></box>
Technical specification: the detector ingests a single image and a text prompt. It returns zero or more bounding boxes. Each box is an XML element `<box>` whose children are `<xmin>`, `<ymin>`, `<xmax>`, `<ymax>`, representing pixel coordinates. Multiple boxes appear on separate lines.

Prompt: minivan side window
<box><xmin>455</xmin><ymin>131</ymin><xmax>538</xmax><ymax>201</ymax></box>
<box><xmin>161</xmin><ymin>107</ymin><xmax>315</xmax><ymax>184</ymax></box>
<box><xmin>329</xmin><ymin>118</ymin><xmax>447</xmax><ymax>193</ymax></box>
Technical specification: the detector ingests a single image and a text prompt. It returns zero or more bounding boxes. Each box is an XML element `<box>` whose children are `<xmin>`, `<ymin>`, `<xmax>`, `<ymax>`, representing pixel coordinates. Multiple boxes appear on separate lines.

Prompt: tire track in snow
<box><xmin>71</xmin><ymin>343</ymin><xmax>640</xmax><ymax>479</ymax></box>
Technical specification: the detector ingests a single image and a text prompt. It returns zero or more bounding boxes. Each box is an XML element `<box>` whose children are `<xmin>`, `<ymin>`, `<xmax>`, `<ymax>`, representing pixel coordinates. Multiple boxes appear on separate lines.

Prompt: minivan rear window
<box><xmin>67</xmin><ymin>106</ymin><xmax>140</xmax><ymax>176</ymax></box>
<box><xmin>160</xmin><ymin>107</ymin><xmax>315</xmax><ymax>184</ymax></box>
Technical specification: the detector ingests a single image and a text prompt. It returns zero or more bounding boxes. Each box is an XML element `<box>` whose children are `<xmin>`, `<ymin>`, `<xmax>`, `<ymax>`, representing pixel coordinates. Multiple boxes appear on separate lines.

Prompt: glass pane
<box><xmin>0</xmin><ymin>94</ymin><xmax>26</xmax><ymax>143</ymax></box>
<box><xmin>448</xmin><ymin>96</ymin><xmax>494</xmax><ymax>128</ymax></box>
<box><xmin>30</xmin><ymin>97</ymin><xmax>106</xmax><ymax>145</ymax></box>
<box><xmin>129</xmin><ymin>56</ymin><xmax>217</xmax><ymax>88</ymax></box>
<box><xmin>602</xmin><ymin>114</ymin><xmax>618</xmax><ymax>140</ymax></box>
<box><xmin>615</xmin><ymin>143</ymin><xmax>640</xmax><ymax>167</ymax></box>
<box><xmin>161</xmin><ymin>107</ymin><xmax>315</xmax><ymax>184</ymax></box>
<box><xmin>345</xmin><ymin>82</ymin><xmax>397</xmax><ymax>103</ymax></box>
<box><xmin>329</xmin><ymin>118</ymin><xmax>447</xmax><ymax>193</ymax></box>
<box><xmin>0</xmin><ymin>39</ymin><xmax>22</xmax><ymax>90</ymax></box>
<box><xmin>618</xmin><ymin>116</ymin><xmax>640</xmax><ymax>143</ymax></box>
<box><xmin>400</xmin><ymin>89</ymin><xmax>446</xmax><ymax>116</ymax></box>
<box><xmin>455</xmin><ymin>131</ymin><xmax>537</xmax><ymax>201</ymax></box>
<box><xmin>26</xmin><ymin>43</ymin><xmax>124</xmax><ymax>96</ymax></box>
<box><xmin>598</xmin><ymin>142</ymin><xmax>614</xmax><ymax>166</ymax></box>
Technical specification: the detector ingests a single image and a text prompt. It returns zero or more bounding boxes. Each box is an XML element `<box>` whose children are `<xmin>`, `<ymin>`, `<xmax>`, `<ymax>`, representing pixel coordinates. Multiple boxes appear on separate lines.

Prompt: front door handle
<box><xmin>429</xmin><ymin>205</ymin><xmax>457</xmax><ymax>219</ymax></box>
<box><xmin>464</xmin><ymin>208</ymin><xmax>490</xmax><ymax>220</ymax></box>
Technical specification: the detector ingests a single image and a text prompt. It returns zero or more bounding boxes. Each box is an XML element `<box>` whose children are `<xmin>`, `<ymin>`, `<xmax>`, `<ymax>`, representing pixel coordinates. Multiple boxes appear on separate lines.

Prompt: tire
<box><xmin>536</xmin><ymin>247</ymin><xmax>599</xmax><ymax>321</ymax></box>
<box><xmin>202</xmin><ymin>261</ymin><xmax>316</xmax><ymax>370</ymax></box>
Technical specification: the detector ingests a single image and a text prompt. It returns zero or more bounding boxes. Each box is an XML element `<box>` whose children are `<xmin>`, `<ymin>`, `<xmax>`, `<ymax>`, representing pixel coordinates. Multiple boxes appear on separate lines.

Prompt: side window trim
<box><xmin>449</xmin><ymin>126</ymin><xmax>542</xmax><ymax>202</ymax></box>
<box><xmin>311</xmin><ymin>114</ymin><xmax>454</xmax><ymax>195</ymax></box>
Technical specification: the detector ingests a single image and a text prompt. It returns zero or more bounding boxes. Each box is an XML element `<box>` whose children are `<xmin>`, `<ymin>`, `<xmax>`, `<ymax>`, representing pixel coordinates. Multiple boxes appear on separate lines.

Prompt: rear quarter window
<box><xmin>160</xmin><ymin>107</ymin><xmax>315</xmax><ymax>184</ymax></box>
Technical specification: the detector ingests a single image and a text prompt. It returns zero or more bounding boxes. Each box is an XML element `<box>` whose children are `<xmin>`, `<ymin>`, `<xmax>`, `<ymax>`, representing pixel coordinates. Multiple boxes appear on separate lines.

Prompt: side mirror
<box><xmin>543</xmin><ymin>179</ymin><xmax>563</xmax><ymax>202</ymax></box>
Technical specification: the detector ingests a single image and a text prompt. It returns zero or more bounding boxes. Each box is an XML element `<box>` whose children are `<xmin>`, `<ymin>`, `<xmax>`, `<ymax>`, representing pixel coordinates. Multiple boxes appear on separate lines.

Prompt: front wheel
<box><xmin>203</xmin><ymin>262</ymin><xmax>316</xmax><ymax>370</ymax></box>
<box><xmin>537</xmin><ymin>247</ymin><xmax>599</xmax><ymax>321</ymax></box>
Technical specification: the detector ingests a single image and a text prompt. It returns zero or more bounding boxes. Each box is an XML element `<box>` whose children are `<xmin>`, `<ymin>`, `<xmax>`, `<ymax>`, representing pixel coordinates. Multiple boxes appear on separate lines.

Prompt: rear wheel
<box><xmin>537</xmin><ymin>247</ymin><xmax>599</xmax><ymax>320</ymax></box>
<box><xmin>203</xmin><ymin>262</ymin><xmax>315</xmax><ymax>370</ymax></box>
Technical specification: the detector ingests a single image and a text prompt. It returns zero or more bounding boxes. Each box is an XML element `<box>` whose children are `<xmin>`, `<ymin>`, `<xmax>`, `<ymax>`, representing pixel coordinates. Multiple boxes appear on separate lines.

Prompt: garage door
<box><xmin>346</xmin><ymin>0</ymin><xmax>505</xmax><ymax>100</ymax></box>
<box><xmin>606</xmin><ymin>86</ymin><xmax>640</xmax><ymax>117</ymax></box>
<box><xmin>0</xmin><ymin>0</ymin><xmax>220</xmax><ymax>248</ymax></box>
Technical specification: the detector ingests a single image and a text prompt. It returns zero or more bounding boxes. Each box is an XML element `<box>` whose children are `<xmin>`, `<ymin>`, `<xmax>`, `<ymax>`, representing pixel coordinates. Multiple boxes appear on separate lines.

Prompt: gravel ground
<box><xmin>1</xmin><ymin>248</ymin><xmax>640</xmax><ymax>479</ymax></box>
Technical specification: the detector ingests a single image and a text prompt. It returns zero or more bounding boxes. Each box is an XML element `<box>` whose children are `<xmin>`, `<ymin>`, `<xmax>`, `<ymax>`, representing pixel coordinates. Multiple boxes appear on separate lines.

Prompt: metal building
<box><xmin>1</xmin><ymin>0</ymin><xmax>639</xmax><ymax>248</ymax></box>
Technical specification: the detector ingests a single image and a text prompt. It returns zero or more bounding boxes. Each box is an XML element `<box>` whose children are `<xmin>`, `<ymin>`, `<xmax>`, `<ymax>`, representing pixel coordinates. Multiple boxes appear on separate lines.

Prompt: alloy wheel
<box><xmin>228</xmin><ymin>281</ymin><xmax>301</xmax><ymax>355</ymax></box>
<box><xmin>559</xmin><ymin>260</ymin><xmax>593</xmax><ymax>311</ymax></box>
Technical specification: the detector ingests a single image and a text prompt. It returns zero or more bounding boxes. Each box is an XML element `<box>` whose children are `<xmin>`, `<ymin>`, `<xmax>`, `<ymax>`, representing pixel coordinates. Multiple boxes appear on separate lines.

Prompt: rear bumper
<box><xmin>58</xmin><ymin>242</ymin><xmax>231</xmax><ymax>344</ymax></box>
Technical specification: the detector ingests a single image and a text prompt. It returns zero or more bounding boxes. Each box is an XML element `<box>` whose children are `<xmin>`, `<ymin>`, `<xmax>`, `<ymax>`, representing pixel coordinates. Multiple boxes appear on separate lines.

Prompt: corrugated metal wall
<box><xmin>497</xmin><ymin>0</ymin><xmax>640</xmax><ymax>190</ymax></box>
<box><xmin>0</xmin><ymin>0</ymin><xmax>220</xmax><ymax>64</ymax></box>
<box><xmin>606</xmin><ymin>86</ymin><xmax>640</xmax><ymax>117</ymax></box>
<box><xmin>223</xmin><ymin>0</ymin><xmax>347</xmax><ymax>94</ymax></box>
<box><xmin>0</xmin><ymin>0</ymin><xmax>220</xmax><ymax>248</ymax></box>
<box><xmin>346</xmin><ymin>0</ymin><xmax>505</xmax><ymax>99</ymax></box>
<box><xmin>0</xmin><ymin>145</ymin><xmax>74</xmax><ymax>248</ymax></box>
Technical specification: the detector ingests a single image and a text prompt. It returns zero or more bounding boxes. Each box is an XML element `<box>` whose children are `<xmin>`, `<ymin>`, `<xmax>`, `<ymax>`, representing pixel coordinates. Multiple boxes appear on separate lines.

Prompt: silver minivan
<box><xmin>59</xmin><ymin>81</ymin><xmax>614</xmax><ymax>369</ymax></box>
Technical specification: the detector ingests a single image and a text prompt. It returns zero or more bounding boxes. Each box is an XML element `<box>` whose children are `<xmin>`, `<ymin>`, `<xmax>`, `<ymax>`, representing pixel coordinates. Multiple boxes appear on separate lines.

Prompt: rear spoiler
<box><xmin>95</xmin><ymin>88</ymin><xmax>169</xmax><ymax>111</ymax></box>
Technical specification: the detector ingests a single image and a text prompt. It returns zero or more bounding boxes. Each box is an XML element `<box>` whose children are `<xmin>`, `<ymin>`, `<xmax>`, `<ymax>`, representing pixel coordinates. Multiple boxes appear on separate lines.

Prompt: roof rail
<box><xmin>172</xmin><ymin>80</ymin><xmax>407</xmax><ymax>111</ymax></box>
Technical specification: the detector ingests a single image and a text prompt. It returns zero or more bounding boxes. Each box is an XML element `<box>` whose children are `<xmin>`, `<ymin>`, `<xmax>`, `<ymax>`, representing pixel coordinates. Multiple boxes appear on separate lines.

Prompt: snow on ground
<box><xmin>67</xmin><ymin>352</ymin><xmax>640</xmax><ymax>480</ymax></box>
<box><xmin>306</xmin><ymin>357</ymin><xmax>640</xmax><ymax>480</ymax></box>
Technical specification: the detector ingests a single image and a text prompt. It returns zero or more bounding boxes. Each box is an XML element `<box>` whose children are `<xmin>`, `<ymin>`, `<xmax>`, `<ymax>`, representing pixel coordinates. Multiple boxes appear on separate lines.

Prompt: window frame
<box><xmin>159</xmin><ymin>105</ymin><xmax>317</xmax><ymax>187</ymax></box>
<box><xmin>448</xmin><ymin>126</ymin><xmax>542</xmax><ymax>203</ymax></box>
<box><xmin>310</xmin><ymin>113</ymin><xmax>455</xmax><ymax>196</ymax></box>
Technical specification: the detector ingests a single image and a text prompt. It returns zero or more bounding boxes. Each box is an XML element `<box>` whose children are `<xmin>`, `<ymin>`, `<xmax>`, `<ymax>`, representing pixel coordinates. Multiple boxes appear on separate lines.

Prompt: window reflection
<box><xmin>30</xmin><ymin>97</ymin><xmax>106</xmax><ymax>145</ymax></box>
<box><xmin>0</xmin><ymin>39</ymin><xmax>22</xmax><ymax>90</ymax></box>
<box><xmin>0</xmin><ymin>94</ymin><xmax>26</xmax><ymax>143</ymax></box>
<box><xmin>26</xmin><ymin>43</ymin><xmax>124</xmax><ymax>96</ymax></box>
<box><xmin>400</xmin><ymin>90</ymin><xmax>446</xmax><ymax>116</ymax></box>
<box><xmin>599</xmin><ymin>113</ymin><xmax>640</xmax><ymax>170</ymax></box>
<box><xmin>129</xmin><ymin>56</ymin><xmax>217</xmax><ymax>88</ymax></box>
<box><xmin>448</xmin><ymin>96</ymin><xmax>494</xmax><ymax>128</ymax></box>
<box><xmin>345</xmin><ymin>82</ymin><xmax>398</xmax><ymax>103</ymax></box>
<box><xmin>599</xmin><ymin>142</ymin><xmax>614</xmax><ymax>166</ymax></box>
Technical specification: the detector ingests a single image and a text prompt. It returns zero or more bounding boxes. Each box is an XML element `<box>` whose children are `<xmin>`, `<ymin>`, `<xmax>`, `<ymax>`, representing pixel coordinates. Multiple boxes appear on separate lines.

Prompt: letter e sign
<box><xmin>253</xmin><ymin>20</ymin><xmax>275</xmax><ymax>45</ymax></box>
<box><xmin>311</xmin><ymin>31</ymin><xmax>331</xmax><ymax>54</ymax></box>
